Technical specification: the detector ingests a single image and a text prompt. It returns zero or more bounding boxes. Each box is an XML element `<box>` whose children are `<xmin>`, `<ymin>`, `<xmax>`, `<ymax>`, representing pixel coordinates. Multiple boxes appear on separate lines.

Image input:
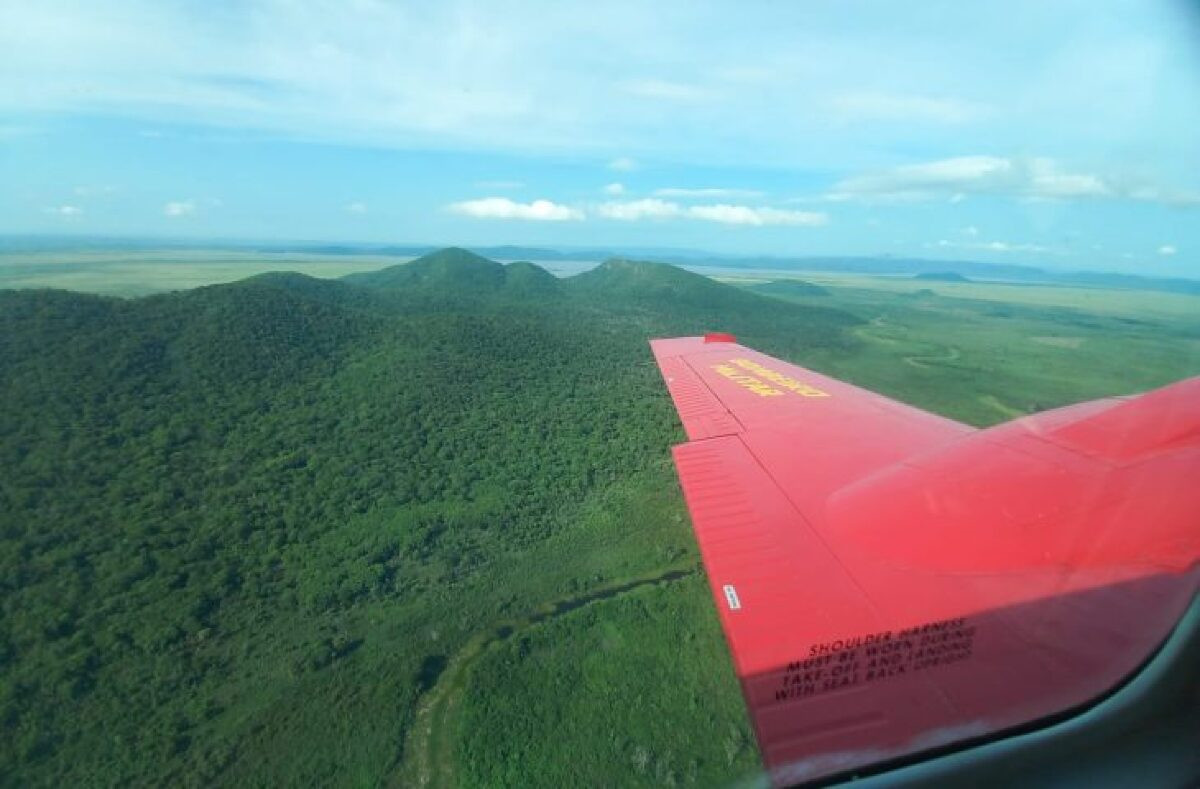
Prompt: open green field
<box><xmin>716</xmin><ymin>270</ymin><xmax>1200</xmax><ymax>321</ymax></box>
<box><xmin>3</xmin><ymin>250</ymin><xmax>1199</xmax><ymax>787</ymax></box>
<box><xmin>0</xmin><ymin>250</ymin><xmax>412</xmax><ymax>296</ymax></box>
<box><xmin>733</xmin><ymin>273</ymin><xmax>1200</xmax><ymax>426</ymax></box>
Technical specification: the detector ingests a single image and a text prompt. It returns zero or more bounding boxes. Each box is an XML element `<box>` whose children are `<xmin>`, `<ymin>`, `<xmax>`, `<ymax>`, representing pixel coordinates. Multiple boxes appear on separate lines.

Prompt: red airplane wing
<box><xmin>651</xmin><ymin>334</ymin><xmax>1200</xmax><ymax>785</ymax></box>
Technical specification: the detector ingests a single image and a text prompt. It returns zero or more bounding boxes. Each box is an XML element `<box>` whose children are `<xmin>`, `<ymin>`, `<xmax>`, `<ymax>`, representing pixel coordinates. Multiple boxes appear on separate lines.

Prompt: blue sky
<box><xmin>2</xmin><ymin>0</ymin><xmax>1199</xmax><ymax>275</ymax></box>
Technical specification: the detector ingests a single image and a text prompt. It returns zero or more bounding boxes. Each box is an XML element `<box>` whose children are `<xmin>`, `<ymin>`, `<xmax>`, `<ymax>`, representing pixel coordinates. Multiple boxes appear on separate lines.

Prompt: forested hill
<box><xmin>344</xmin><ymin>246</ymin><xmax>558</xmax><ymax>298</ymax></box>
<box><xmin>0</xmin><ymin>249</ymin><xmax>861</xmax><ymax>786</ymax></box>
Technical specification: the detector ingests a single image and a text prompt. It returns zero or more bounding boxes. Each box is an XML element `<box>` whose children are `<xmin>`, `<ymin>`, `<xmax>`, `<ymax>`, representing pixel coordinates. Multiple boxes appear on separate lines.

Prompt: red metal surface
<box><xmin>651</xmin><ymin>336</ymin><xmax>1200</xmax><ymax>786</ymax></box>
<box><xmin>704</xmin><ymin>331</ymin><xmax>739</xmax><ymax>344</ymax></box>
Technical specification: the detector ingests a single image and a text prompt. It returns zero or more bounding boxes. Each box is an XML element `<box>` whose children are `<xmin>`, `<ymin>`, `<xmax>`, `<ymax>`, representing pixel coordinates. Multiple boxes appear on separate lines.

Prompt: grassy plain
<box><xmin>719</xmin><ymin>270</ymin><xmax>1200</xmax><ymax>320</ymax></box>
<box><xmin>0</xmin><ymin>249</ymin><xmax>410</xmax><ymax>296</ymax></box>
<box><xmin>734</xmin><ymin>273</ymin><xmax>1200</xmax><ymax>425</ymax></box>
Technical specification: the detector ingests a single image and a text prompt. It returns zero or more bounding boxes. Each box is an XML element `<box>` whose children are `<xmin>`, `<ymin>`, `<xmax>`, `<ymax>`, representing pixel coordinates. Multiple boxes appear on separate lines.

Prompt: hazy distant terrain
<box><xmin>3</xmin><ymin>248</ymin><xmax>1198</xmax><ymax>787</ymax></box>
<box><xmin>4</xmin><ymin>239</ymin><xmax>1199</xmax><ymax>297</ymax></box>
<box><xmin>0</xmin><ymin>249</ymin><xmax>415</xmax><ymax>296</ymax></box>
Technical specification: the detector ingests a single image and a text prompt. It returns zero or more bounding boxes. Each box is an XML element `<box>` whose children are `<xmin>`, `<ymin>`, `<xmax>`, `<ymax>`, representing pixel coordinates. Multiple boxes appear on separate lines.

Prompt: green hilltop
<box><xmin>346</xmin><ymin>246</ymin><xmax>507</xmax><ymax>290</ymax></box>
<box><xmin>344</xmin><ymin>246</ymin><xmax>561</xmax><ymax>303</ymax></box>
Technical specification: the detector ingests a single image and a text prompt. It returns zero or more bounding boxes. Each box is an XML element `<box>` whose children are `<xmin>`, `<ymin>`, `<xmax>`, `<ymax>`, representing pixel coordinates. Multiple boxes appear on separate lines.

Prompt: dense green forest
<box><xmin>0</xmin><ymin>249</ymin><xmax>857</xmax><ymax>786</ymax></box>
<box><xmin>3</xmin><ymin>248</ymin><xmax>1198</xmax><ymax>786</ymax></box>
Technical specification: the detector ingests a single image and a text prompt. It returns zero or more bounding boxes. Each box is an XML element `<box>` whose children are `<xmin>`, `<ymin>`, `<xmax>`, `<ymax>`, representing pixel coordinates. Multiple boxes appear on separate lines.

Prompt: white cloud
<box><xmin>623</xmin><ymin>78</ymin><xmax>710</xmax><ymax>103</ymax></box>
<box><xmin>686</xmin><ymin>204</ymin><xmax>827</xmax><ymax>226</ymax></box>
<box><xmin>598</xmin><ymin>199</ymin><xmax>828</xmax><ymax>227</ymax></box>
<box><xmin>1027</xmin><ymin>168</ymin><xmax>1111</xmax><ymax>199</ymax></box>
<box><xmin>345</xmin><ymin>201</ymin><xmax>367</xmax><ymax>213</ymax></box>
<box><xmin>834</xmin><ymin>156</ymin><xmax>1014</xmax><ymax>199</ymax></box>
<box><xmin>1158</xmin><ymin>244</ymin><xmax>1177</xmax><ymax>256</ymax></box>
<box><xmin>448</xmin><ymin>197</ymin><xmax>583</xmax><ymax>221</ymax></box>
<box><xmin>608</xmin><ymin>157</ymin><xmax>638</xmax><ymax>172</ymax></box>
<box><xmin>1130</xmin><ymin>187</ymin><xmax>1200</xmax><ymax>207</ymax></box>
<box><xmin>983</xmin><ymin>240</ymin><xmax>1047</xmax><ymax>253</ymax></box>
<box><xmin>44</xmin><ymin>205</ymin><xmax>83</xmax><ymax>217</ymax></box>
<box><xmin>832</xmin><ymin>92</ymin><xmax>991</xmax><ymax>124</ymax></box>
<box><xmin>597</xmin><ymin>198</ymin><xmax>681</xmax><ymax>221</ymax></box>
<box><xmin>163</xmin><ymin>199</ymin><xmax>197</xmax><ymax>217</ymax></box>
<box><xmin>961</xmin><ymin>225</ymin><xmax>979</xmax><ymax>237</ymax></box>
<box><xmin>603</xmin><ymin>182</ymin><xmax>625</xmax><ymax>196</ymax></box>
<box><xmin>654</xmin><ymin>187</ymin><xmax>764</xmax><ymax>199</ymax></box>
<box><xmin>826</xmin><ymin>155</ymin><xmax>1183</xmax><ymax>204</ymax></box>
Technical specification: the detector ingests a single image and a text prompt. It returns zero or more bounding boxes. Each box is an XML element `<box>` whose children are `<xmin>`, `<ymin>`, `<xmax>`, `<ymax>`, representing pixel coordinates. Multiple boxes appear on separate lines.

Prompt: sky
<box><xmin>2</xmin><ymin>0</ymin><xmax>1199</xmax><ymax>275</ymax></box>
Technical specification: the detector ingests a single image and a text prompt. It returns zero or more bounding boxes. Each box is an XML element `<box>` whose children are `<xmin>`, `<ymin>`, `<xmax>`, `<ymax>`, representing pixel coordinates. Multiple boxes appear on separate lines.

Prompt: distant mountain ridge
<box><xmin>342</xmin><ymin>247</ymin><xmax>561</xmax><ymax>301</ymax></box>
<box><xmin>340</xmin><ymin>251</ymin><xmax>859</xmax><ymax>336</ymax></box>
<box><xmin>337</xmin><ymin>250</ymin><xmax>860</xmax><ymax>349</ymax></box>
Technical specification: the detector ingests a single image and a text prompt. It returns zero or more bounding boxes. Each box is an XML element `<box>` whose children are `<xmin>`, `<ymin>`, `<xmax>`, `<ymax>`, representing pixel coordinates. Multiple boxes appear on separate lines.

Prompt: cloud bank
<box><xmin>448</xmin><ymin>197</ymin><xmax>583</xmax><ymax>221</ymax></box>
<box><xmin>830</xmin><ymin>156</ymin><xmax>1199</xmax><ymax>205</ymax></box>
<box><xmin>597</xmin><ymin>199</ymin><xmax>827</xmax><ymax>226</ymax></box>
<box><xmin>446</xmin><ymin>196</ymin><xmax>829</xmax><ymax>227</ymax></box>
<box><xmin>44</xmin><ymin>205</ymin><xmax>83</xmax><ymax>217</ymax></box>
